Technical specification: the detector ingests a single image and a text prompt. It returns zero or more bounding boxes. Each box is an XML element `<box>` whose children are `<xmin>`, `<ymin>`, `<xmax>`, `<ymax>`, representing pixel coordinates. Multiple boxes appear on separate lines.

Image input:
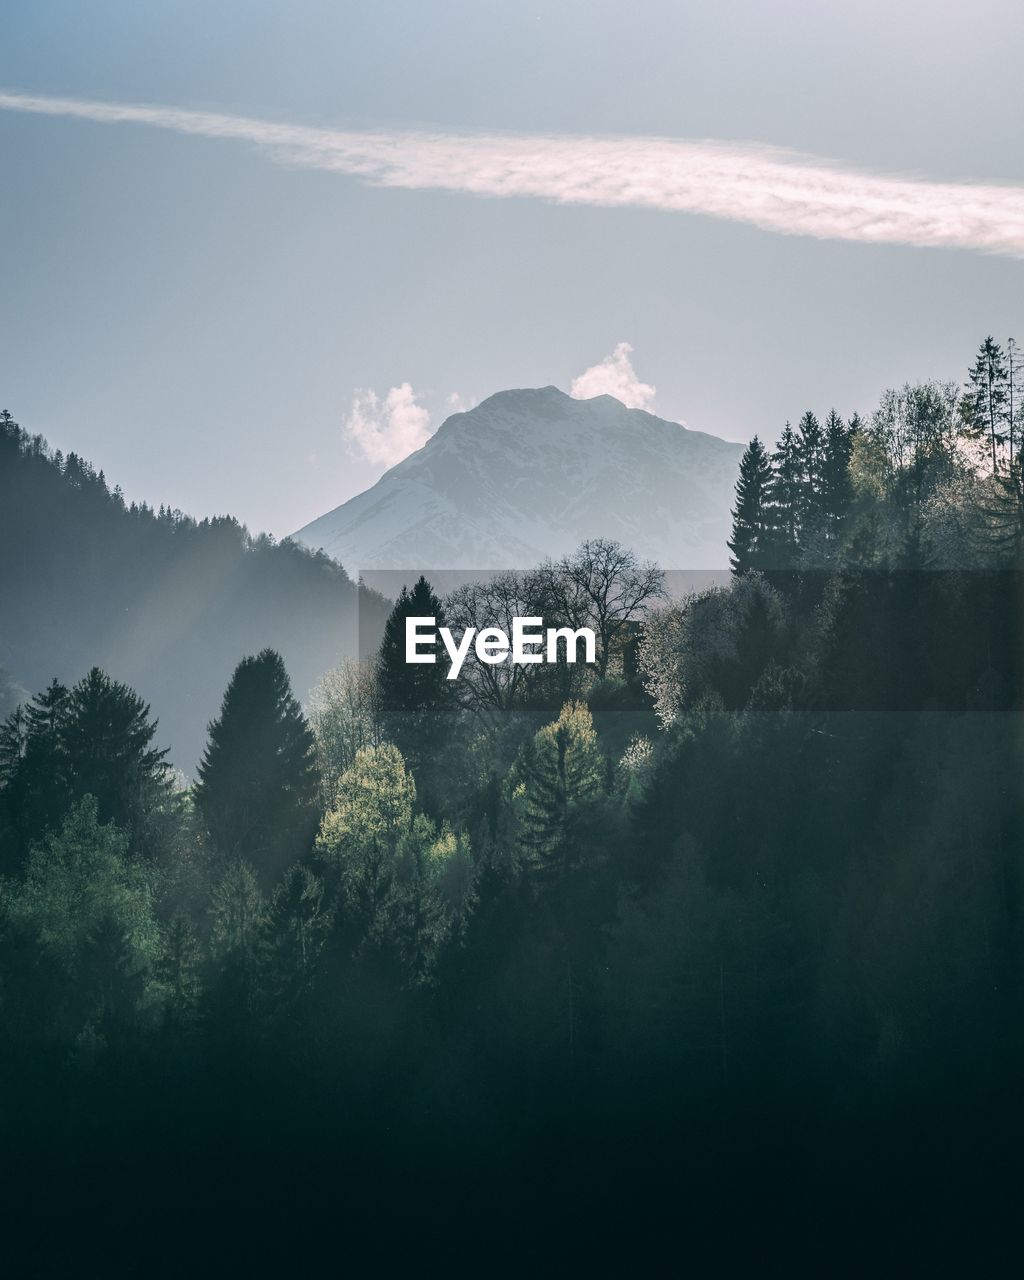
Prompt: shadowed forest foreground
<box><xmin>2</xmin><ymin>352</ymin><xmax>1024</xmax><ymax>1270</ymax></box>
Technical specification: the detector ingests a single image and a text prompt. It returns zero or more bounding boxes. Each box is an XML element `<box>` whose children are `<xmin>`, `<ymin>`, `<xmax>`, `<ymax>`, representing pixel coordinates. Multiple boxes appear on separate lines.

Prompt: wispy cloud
<box><xmin>571</xmin><ymin>343</ymin><xmax>656</xmax><ymax>411</ymax></box>
<box><xmin>4</xmin><ymin>88</ymin><xmax>1024</xmax><ymax>256</ymax></box>
<box><xmin>344</xmin><ymin>383</ymin><xmax>432</xmax><ymax>467</ymax></box>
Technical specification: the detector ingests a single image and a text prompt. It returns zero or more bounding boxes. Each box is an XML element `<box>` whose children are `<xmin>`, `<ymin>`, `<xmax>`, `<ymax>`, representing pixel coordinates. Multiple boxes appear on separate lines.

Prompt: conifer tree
<box><xmin>769</xmin><ymin>422</ymin><xmax>802</xmax><ymax>568</ymax></box>
<box><xmin>517</xmin><ymin>701</ymin><xmax>603</xmax><ymax>882</ymax></box>
<box><xmin>62</xmin><ymin>668</ymin><xmax>171</xmax><ymax>838</ymax></box>
<box><xmin>9</xmin><ymin>796</ymin><xmax>161</xmax><ymax>1032</ymax></box>
<box><xmin>378</xmin><ymin>576</ymin><xmax>451</xmax><ymax>713</ymax></box>
<box><xmin>158</xmin><ymin>911</ymin><xmax>203</xmax><ymax>1030</ymax></box>
<box><xmin>0</xmin><ymin>681</ymin><xmax>69</xmax><ymax>865</ymax></box>
<box><xmin>0</xmin><ymin>671</ymin><xmax>168</xmax><ymax>867</ymax></box>
<box><xmin>377</xmin><ymin>576</ymin><xmax>453</xmax><ymax>812</ymax></box>
<box><xmin>820</xmin><ymin>409</ymin><xmax>855</xmax><ymax>543</ymax></box>
<box><xmin>965</xmin><ymin>336</ymin><xmax>1009</xmax><ymax>475</ymax></box>
<box><xmin>796</xmin><ymin>410</ymin><xmax>826</xmax><ymax>529</ymax></box>
<box><xmin>1007</xmin><ymin>336</ymin><xmax>1022</xmax><ymax>473</ymax></box>
<box><xmin>728</xmin><ymin>436</ymin><xmax>775</xmax><ymax>575</ymax></box>
<box><xmin>195</xmin><ymin>650</ymin><xmax>319</xmax><ymax>886</ymax></box>
<box><xmin>260</xmin><ymin>864</ymin><xmax>331</xmax><ymax>1005</ymax></box>
<box><xmin>209</xmin><ymin>859</ymin><xmax>265</xmax><ymax>961</ymax></box>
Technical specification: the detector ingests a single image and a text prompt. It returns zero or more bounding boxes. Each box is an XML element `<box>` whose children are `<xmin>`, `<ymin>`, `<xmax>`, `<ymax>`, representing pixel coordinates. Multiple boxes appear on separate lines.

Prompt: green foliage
<box><xmin>156</xmin><ymin>910</ymin><xmax>203</xmax><ymax>1027</ymax></box>
<box><xmin>6</xmin><ymin>797</ymin><xmax>161</xmax><ymax>1036</ymax></box>
<box><xmin>315</xmin><ymin>743</ymin><xmax>475</xmax><ymax>983</ymax></box>
<box><xmin>306</xmin><ymin>658</ymin><xmax>385</xmax><ymax>805</ymax></box>
<box><xmin>0</xmin><ymin>409</ymin><xmax>392</xmax><ymax>775</ymax></box>
<box><xmin>515</xmin><ymin>701</ymin><xmax>604</xmax><ymax>880</ymax></box>
<box><xmin>259</xmin><ymin>863</ymin><xmax>331</xmax><ymax>1004</ymax></box>
<box><xmin>377</xmin><ymin>576</ymin><xmax>455</xmax><ymax>814</ymax></box>
<box><xmin>11</xmin><ymin>797</ymin><xmax>159</xmax><ymax>968</ymax></box>
<box><xmin>0</xmin><ymin>668</ymin><xmax>170</xmax><ymax>870</ymax></box>
<box><xmin>378</xmin><ymin>576</ymin><xmax>451</xmax><ymax>718</ymax></box>
<box><xmin>728</xmin><ymin>436</ymin><xmax>775</xmax><ymax>574</ymax></box>
<box><xmin>2</xmin><ymin>341</ymin><xmax>1024</xmax><ymax>1252</ymax></box>
<box><xmin>964</xmin><ymin>336</ymin><xmax>1009</xmax><ymax>475</ymax></box>
<box><xmin>195</xmin><ymin>649</ymin><xmax>319</xmax><ymax>886</ymax></box>
<box><xmin>209</xmin><ymin>859</ymin><xmax>265</xmax><ymax>962</ymax></box>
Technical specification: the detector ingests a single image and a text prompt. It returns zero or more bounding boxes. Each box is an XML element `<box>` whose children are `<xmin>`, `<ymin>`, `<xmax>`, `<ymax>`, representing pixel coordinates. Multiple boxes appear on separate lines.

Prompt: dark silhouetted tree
<box><xmin>965</xmin><ymin>337</ymin><xmax>1009</xmax><ymax>475</ymax></box>
<box><xmin>769</xmin><ymin>422</ymin><xmax>802</xmax><ymax>568</ymax></box>
<box><xmin>820</xmin><ymin>410</ymin><xmax>856</xmax><ymax>544</ymax></box>
<box><xmin>377</xmin><ymin>577</ymin><xmax>454</xmax><ymax>812</ymax></box>
<box><xmin>517</xmin><ymin>701</ymin><xmax>603</xmax><ymax>883</ymax></box>
<box><xmin>796</xmin><ymin>410</ymin><xmax>826</xmax><ymax>530</ymax></box>
<box><xmin>0</xmin><ymin>670</ymin><xmax>168</xmax><ymax>867</ymax></box>
<box><xmin>728</xmin><ymin>436</ymin><xmax>775</xmax><ymax>575</ymax></box>
<box><xmin>195</xmin><ymin>650</ymin><xmax>319</xmax><ymax>886</ymax></box>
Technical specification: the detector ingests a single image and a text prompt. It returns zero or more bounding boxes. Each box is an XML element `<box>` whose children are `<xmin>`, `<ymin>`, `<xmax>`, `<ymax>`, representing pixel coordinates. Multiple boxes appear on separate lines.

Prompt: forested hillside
<box><xmin>1</xmin><ymin>340</ymin><xmax>1023</xmax><ymax>1267</ymax></box>
<box><xmin>0</xmin><ymin>412</ymin><xmax>390</xmax><ymax>770</ymax></box>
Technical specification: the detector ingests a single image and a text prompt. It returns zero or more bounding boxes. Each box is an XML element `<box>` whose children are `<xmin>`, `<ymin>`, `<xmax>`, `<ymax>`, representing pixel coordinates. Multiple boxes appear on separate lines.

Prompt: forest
<box><xmin>0</xmin><ymin>411</ymin><xmax>390</xmax><ymax>769</ymax></box>
<box><xmin>1</xmin><ymin>337</ymin><xmax>1022</xmax><ymax>1269</ymax></box>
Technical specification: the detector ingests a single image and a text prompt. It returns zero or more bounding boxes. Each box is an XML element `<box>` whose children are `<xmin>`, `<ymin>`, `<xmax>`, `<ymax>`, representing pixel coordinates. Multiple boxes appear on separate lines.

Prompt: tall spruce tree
<box><xmin>796</xmin><ymin>410</ymin><xmax>826</xmax><ymax>530</ymax></box>
<box><xmin>965</xmin><ymin>336</ymin><xmax>1009</xmax><ymax>475</ymax></box>
<box><xmin>517</xmin><ymin>701</ymin><xmax>603</xmax><ymax>884</ymax></box>
<box><xmin>378</xmin><ymin>577</ymin><xmax>451</xmax><ymax>715</ymax></box>
<box><xmin>195</xmin><ymin>650</ymin><xmax>319</xmax><ymax>886</ymax></box>
<box><xmin>62</xmin><ymin>668</ymin><xmax>171</xmax><ymax>839</ymax></box>
<box><xmin>820</xmin><ymin>410</ymin><xmax>855</xmax><ymax>544</ymax></box>
<box><xmin>769</xmin><ymin>422</ymin><xmax>802</xmax><ymax>568</ymax></box>
<box><xmin>0</xmin><ymin>670</ymin><xmax>168</xmax><ymax>868</ymax></box>
<box><xmin>377</xmin><ymin>576</ymin><xmax>453</xmax><ymax>813</ymax></box>
<box><xmin>1007</xmin><ymin>336</ymin><xmax>1022</xmax><ymax>473</ymax></box>
<box><xmin>728</xmin><ymin>436</ymin><xmax>775</xmax><ymax>575</ymax></box>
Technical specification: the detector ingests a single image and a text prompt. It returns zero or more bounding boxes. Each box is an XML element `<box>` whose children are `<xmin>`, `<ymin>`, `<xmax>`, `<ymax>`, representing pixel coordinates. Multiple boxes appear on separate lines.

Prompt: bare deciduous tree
<box><xmin>538</xmin><ymin>538</ymin><xmax>665</xmax><ymax>679</ymax></box>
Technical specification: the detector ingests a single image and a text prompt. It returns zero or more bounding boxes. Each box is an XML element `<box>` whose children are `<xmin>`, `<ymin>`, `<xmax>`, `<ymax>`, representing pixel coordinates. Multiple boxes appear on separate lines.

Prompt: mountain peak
<box><xmin>294</xmin><ymin>386</ymin><xmax>743</xmax><ymax>571</ymax></box>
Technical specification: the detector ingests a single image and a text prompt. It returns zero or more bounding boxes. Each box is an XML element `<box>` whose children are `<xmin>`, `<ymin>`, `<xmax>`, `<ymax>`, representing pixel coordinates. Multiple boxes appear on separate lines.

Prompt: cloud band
<box><xmin>3</xmin><ymin>88</ymin><xmax>1024</xmax><ymax>256</ymax></box>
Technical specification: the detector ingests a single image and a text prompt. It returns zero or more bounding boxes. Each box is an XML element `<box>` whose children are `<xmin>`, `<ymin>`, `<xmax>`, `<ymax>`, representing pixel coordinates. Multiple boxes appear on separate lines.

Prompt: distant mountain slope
<box><xmin>0</xmin><ymin>413</ymin><xmax>389</xmax><ymax>773</ymax></box>
<box><xmin>294</xmin><ymin>387</ymin><xmax>744</xmax><ymax>569</ymax></box>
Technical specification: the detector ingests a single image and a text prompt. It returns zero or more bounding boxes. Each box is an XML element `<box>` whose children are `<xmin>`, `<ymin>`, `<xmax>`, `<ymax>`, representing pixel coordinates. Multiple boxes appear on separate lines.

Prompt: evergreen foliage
<box><xmin>0</xmin><ymin>410</ymin><xmax>390</xmax><ymax>772</ymax></box>
<box><xmin>965</xmin><ymin>336</ymin><xmax>1010</xmax><ymax>474</ymax></box>
<box><xmin>195</xmin><ymin>649</ymin><xmax>319</xmax><ymax>885</ymax></box>
<box><xmin>728</xmin><ymin>435</ymin><xmax>775</xmax><ymax>574</ymax></box>
<box><xmin>516</xmin><ymin>701</ymin><xmax>604</xmax><ymax>880</ymax></box>
<box><xmin>3</xmin><ymin>341</ymin><xmax>1024</xmax><ymax>1265</ymax></box>
<box><xmin>0</xmin><ymin>668</ymin><xmax>170</xmax><ymax>869</ymax></box>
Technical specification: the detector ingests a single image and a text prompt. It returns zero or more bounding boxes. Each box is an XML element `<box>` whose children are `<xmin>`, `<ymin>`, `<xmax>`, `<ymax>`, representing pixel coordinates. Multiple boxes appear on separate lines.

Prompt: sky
<box><xmin>2</xmin><ymin>0</ymin><xmax>1023</xmax><ymax>538</ymax></box>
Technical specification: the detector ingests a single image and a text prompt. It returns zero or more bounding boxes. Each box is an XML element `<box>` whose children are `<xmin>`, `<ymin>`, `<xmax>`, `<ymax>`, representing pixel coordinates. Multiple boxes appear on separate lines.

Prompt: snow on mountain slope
<box><xmin>292</xmin><ymin>386</ymin><xmax>744</xmax><ymax>570</ymax></box>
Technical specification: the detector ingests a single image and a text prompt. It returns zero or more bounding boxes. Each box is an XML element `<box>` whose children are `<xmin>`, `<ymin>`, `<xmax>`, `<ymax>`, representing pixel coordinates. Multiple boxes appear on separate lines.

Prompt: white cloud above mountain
<box><xmin>343</xmin><ymin>383</ymin><xmax>433</xmax><ymax>467</ymax></box>
<box><xmin>570</xmin><ymin>343</ymin><xmax>657</xmax><ymax>411</ymax></box>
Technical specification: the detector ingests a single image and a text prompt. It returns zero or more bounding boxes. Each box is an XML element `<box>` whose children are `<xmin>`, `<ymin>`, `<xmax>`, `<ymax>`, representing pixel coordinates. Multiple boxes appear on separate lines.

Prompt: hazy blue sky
<box><xmin>2</xmin><ymin>0</ymin><xmax>1023</xmax><ymax>536</ymax></box>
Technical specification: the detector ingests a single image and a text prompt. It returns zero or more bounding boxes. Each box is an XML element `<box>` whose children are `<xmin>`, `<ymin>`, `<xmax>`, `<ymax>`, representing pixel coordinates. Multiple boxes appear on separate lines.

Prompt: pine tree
<box><xmin>517</xmin><ymin>701</ymin><xmax>603</xmax><ymax>883</ymax></box>
<box><xmin>769</xmin><ymin>422</ymin><xmax>802</xmax><ymax>568</ymax></box>
<box><xmin>209</xmin><ymin>859</ymin><xmax>265</xmax><ymax>960</ymax></box>
<box><xmin>796</xmin><ymin>410</ymin><xmax>826</xmax><ymax>530</ymax></box>
<box><xmin>0</xmin><ymin>671</ymin><xmax>168</xmax><ymax>868</ymax></box>
<box><xmin>157</xmin><ymin>911</ymin><xmax>203</xmax><ymax>1029</ymax></box>
<box><xmin>965</xmin><ymin>337</ymin><xmax>1009</xmax><ymax>475</ymax></box>
<box><xmin>377</xmin><ymin>576</ymin><xmax>454</xmax><ymax>813</ymax></box>
<box><xmin>260</xmin><ymin>864</ymin><xmax>331</xmax><ymax>1004</ymax></box>
<box><xmin>728</xmin><ymin>436</ymin><xmax>775</xmax><ymax>575</ymax></box>
<box><xmin>1006</xmin><ymin>336</ymin><xmax>1022</xmax><ymax>475</ymax></box>
<box><xmin>62</xmin><ymin>668</ymin><xmax>171</xmax><ymax>838</ymax></box>
<box><xmin>195</xmin><ymin>650</ymin><xmax>319</xmax><ymax>886</ymax></box>
<box><xmin>0</xmin><ymin>681</ymin><xmax>69</xmax><ymax>865</ymax></box>
<box><xmin>378</xmin><ymin>576</ymin><xmax>451</xmax><ymax>715</ymax></box>
<box><xmin>820</xmin><ymin>409</ymin><xmax>855</xmax><ymax>544</ymax></box>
